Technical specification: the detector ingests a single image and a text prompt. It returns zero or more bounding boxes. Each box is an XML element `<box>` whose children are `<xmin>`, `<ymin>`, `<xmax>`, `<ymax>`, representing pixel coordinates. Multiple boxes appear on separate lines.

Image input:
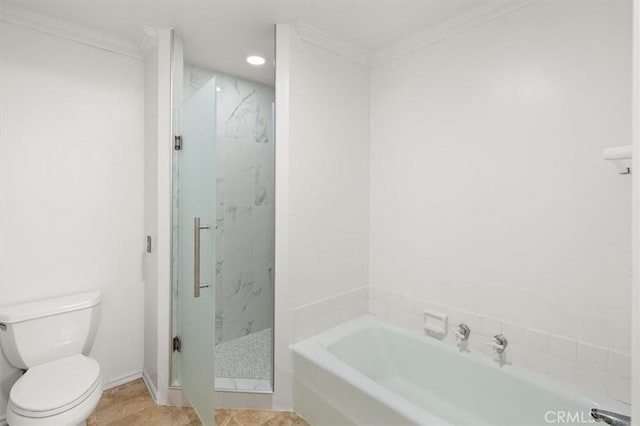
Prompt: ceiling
<box><xmin>6</xmin><ymin>0</ymin><xmax>486</xmax><ymax>85</ymax></box>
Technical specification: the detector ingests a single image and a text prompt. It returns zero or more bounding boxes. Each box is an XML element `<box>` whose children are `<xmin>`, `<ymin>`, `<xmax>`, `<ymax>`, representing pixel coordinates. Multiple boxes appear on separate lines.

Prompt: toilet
<box><xmin>0</xmin><ymin>290</ymin><xmax>103</xmax><ymax>426</ymax></box>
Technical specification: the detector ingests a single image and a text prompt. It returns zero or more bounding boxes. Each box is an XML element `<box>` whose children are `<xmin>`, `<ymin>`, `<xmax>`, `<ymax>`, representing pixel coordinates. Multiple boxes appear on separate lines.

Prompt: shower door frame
<box><xmin>156</xmin><ymin>23</ymin><xmax>288</xmax><ymax>412</ymax></box>
<box><xmin>167</xmin><ymin>34</ymin><xmax>277</xmax><ymax>399</ymax></box>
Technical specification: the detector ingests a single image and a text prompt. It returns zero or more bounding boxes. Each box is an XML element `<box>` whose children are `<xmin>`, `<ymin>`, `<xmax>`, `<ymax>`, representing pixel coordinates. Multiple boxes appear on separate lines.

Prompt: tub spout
<box><xmin>591</xmin><ymin>409</ymin><xmax>631</xmax><ymax>426</ymax></box>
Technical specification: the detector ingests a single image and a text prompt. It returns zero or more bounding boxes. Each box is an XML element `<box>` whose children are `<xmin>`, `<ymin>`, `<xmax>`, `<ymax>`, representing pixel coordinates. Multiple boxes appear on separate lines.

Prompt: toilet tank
<box><xmin>0</xmin><ymin>290</ymin><xmax>101</xmax><ymax>369</ymax></box>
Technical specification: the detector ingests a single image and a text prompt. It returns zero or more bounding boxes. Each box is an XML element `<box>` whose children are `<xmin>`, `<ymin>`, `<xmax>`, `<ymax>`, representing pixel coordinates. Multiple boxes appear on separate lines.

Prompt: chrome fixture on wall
<box><xmin>454</xmin><ymin>323</ymin><xmax>471</xmax><ymax>342</ymax></box>
<box><xmin>487</xmin><ymin>334</ymin><xmax>508</xmax><ymax>353</ymax></box>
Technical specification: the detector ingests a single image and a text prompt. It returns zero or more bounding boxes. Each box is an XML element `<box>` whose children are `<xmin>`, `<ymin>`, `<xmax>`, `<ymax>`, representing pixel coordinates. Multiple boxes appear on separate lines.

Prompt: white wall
<box><xmin>632</xmin><ymin>0</ymin><xmax>640</xmax><ymax>417</ymax></box>
<box><xmin>369</xmin><ymin>1</ymin><xmax>632</xmax><ymax>402</ymax></box>
<box><xmin>269</xmin><ymin>24</ymin><xmax>371</xmax><ymax>410</ymax></box>
<box><xmin>143</xmin><ymin>33</ymin><xmax>160</xmax><ymax>396</ymax></box>
<box><xmin>272</xmin><ymin>24</ymin><xmax>294</xmax><ymax>410</ymax></box>
<box><xmin>145</xmin><ymin>28</ymin><xmax>174</xmax><ymax>406</ymax></box>
<box><xmin>631</xmin><ymin>2</ymin><xmax>640</xmax><ymax>419</ymax></box>
<box><xmin>288</xmin><ymin>29</ymin><xmax>370</xmax><ymax>309</ymax></box>
<box><xmin>0</xmin><ymin>22</ymin><xmax>145</xmax><ymax>417</ymax></box>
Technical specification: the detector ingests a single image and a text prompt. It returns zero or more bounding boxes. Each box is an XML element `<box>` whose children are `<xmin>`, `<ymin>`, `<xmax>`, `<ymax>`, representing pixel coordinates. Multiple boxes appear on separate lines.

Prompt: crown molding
<box><xmin>371</xmin><ymin>0</ymin><xmax>535</xmax><ymax>68</ymax></box>
<box><xmin>0</xmin><ymin>1</ymin><xmax>533</xmax><ymax>67</ymax></box>
<box><xmin>293</xmin><ymin>21</ymin><xmax>370</xmax><ymax>67</ymax></box>
<box><xmin>0</xmin><ymin>3</ymin><xmax>143</xmax><ymax>59</ymax></box>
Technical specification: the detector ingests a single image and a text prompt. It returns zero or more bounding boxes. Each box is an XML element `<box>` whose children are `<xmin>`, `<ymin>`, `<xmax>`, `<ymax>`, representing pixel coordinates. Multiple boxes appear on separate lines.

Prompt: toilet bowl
<box><xmin>0</xmin><ymin>291</ymin><xmax>103</xmax><ymax>426</ymax></box>
<box><xmin>6</xmin><ymin>355</ymin><xmax>103</xmax><ymax>426</ymax></box>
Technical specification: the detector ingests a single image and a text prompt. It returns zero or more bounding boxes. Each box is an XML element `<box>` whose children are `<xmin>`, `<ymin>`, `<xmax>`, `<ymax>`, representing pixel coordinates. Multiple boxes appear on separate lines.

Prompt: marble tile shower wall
<box><xmin>368</xmin><ymin>286</ymin><xmax>631</xmax><ymax>404</ymax></box>
<box><xmin>182</xmin><ymin>64</ymin><xmax>275</xmax><ymax>345</ymax></box>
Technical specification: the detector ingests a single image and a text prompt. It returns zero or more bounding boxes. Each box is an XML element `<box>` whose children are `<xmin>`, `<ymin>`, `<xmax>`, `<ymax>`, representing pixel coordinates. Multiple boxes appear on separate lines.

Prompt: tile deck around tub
<box><xmin>87</xmin><ymin>379</ymin><xmax>308</xmax><ymax>425</ymax></box>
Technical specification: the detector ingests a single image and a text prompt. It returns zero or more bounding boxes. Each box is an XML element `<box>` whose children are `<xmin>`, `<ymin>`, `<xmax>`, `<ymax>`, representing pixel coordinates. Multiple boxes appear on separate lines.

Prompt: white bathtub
<box><xmin>292</xmin><ymin>315</ymin><xmax>630</xmax><ymax>426</ymax></box>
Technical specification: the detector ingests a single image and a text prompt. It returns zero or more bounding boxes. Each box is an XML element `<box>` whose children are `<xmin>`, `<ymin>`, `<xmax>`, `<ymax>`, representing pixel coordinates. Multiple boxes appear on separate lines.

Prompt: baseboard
<box><xmin>142</xmin><ymin>368</ymin><xmax>159</xmax><ymax>403</ymax></box>
<box><xmin>215</xmin><ymin>390</ymin><xmax>274</xmax><ymax>409</ymax></box>
<box><xmin>103</xmin><ymin>370</ymin><xmax>143</xmax><ymax>390</ymax></box>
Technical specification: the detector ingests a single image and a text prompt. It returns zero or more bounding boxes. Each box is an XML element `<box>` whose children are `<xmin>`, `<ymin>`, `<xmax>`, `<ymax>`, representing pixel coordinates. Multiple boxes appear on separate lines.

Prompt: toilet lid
<box><xmin>10</xmin><ymin>354</ymin><xmax>101</xmax><ymax>416</ymax></box>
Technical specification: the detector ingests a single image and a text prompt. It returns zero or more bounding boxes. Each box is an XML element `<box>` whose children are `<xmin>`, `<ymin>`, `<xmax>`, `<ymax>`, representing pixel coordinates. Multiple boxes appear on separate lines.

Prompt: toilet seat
<box><xmin>9</xmin><ymin>354</ymin><xmax>101</xmax><ymax>418</ymax></box>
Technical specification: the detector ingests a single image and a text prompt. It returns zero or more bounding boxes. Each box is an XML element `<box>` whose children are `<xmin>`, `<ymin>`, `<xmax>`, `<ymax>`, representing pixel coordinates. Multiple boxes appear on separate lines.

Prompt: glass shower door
<box><xmin>177</xmin><ymin>77</ymin><xmax>217</xmax><ymax>425</ymax></box>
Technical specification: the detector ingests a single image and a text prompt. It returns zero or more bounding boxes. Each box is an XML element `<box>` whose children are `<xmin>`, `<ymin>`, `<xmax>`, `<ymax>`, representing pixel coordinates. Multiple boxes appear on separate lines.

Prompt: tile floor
<box><xmin>88</xmin><ymin>379</ymin><xmax>308</xmax><ymax>425</ymax></box>
<box><xmin>216</xmin><ymin>409</ymin><xmax>309</xmax><ymax>426</ymax></box>
<box><xmin>216</xmin><ymin>329</ymin><xmax>272</xmax><ymax>381</ymax></box>
<box><xmin>216</xmin><ymin>328</ymin><xmax>272</xmax><ymax>392</ymax></box>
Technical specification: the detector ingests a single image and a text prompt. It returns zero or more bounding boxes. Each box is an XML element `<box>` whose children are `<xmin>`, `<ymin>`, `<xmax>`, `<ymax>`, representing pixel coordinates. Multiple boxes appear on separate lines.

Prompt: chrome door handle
<box><xmin>193</xmin><ymin>217</ymin><xmax>210</xmax><ymax>298</ymax></box>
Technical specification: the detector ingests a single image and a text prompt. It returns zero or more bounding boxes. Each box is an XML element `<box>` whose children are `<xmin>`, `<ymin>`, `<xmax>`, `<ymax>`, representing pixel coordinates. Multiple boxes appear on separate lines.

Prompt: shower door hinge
<box><xmin>174</xmin><ymin>135</ymin><xmax>183</xmax><ymax>150</ymax></box>
<box><xmin>172</xmin><ymin>336</ymin><xmax>181</xmax><ymax>352</ymax></box>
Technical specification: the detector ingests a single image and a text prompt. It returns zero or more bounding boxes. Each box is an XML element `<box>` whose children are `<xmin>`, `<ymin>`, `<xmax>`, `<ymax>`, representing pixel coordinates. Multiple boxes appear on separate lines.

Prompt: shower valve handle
<box><xmin>487</xmin><ymin>334</ymin><xmax>508</xmax><ymax>353</ymax></box>
<box><xmin>455</xmin><ymin>324</ymin><xmax>470</xmax><ymax>342</ymax></box>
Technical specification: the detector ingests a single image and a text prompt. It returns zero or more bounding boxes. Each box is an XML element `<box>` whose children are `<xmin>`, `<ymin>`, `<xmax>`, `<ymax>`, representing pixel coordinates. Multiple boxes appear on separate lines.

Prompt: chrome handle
<box><xmin>487</xmin><ymin>334</ymin><xmax>508</xmax><ymax>353</ymax></box>
<box><xmin>455</xmin><ymin>323</ymin><xmax>471</xmax><ymax>342</ymax></box>
<box><xmin>591</xmin><ymin>409</ymin><xmax>631</xmax><ymax>426</ymax></box>
<box><xmin>193</xmin><ymin>217</ymin><xmax>210</xmax><ymax>298</ymax></box>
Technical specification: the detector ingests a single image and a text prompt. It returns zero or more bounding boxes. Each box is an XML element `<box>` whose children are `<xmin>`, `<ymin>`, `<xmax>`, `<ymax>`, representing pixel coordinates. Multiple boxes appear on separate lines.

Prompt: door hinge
<box><xmin>172</xmin><ymin>336</ymin><xmax>181</xmax><ymax>352</ymax></box>
<box><xmin>174</xmin><ymin>135</ymin><xmax>183</xmax><ymax>150</ymax></box>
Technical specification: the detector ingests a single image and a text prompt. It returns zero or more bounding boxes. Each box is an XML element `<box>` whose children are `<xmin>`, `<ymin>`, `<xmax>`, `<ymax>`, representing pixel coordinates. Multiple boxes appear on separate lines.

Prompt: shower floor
<box><xmin>215</xmin><ymin>328</ymin><xmax>272</xmax><ymax>392</ymax></box>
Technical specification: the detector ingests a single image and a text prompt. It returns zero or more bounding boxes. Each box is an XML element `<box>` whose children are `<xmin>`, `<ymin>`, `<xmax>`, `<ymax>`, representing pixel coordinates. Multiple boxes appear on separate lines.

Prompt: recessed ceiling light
<box><xmin>246</xmin><ymin>55</ymin><xmax>266</xmax><ymax>66</ymax></box>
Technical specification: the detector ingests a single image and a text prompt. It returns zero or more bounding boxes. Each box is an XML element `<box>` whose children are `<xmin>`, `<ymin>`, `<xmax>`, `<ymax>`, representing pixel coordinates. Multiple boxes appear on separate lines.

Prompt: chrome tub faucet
<box><xmin>487</xmin><ymin>334</ymin><xmax>508</xmax><ymax>353</ymax></box>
